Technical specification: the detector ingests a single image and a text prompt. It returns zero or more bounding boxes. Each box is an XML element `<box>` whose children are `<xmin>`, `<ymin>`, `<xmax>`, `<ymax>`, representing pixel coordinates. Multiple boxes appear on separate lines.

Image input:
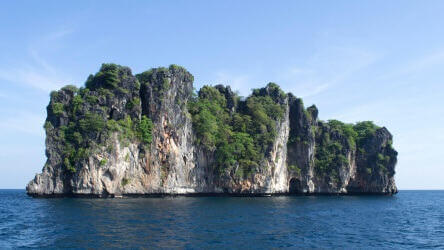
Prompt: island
<box><xmin>27</xmin><ymin>64</ymin><xmax>397</xmax><ymax>197</ymax></box>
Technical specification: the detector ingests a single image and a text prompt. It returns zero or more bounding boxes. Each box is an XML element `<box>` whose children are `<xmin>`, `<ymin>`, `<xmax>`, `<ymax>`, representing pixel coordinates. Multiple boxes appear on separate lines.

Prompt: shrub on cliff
<box><xmin>353</xmin><ymin>121</ymin><xmax>380</xmax><ymax>145</ymax></box>
<box><xmin>189</xmin><ymin>84</ymin><xmax>286</xmax><ymax>177</ymax></box>
<box><xmin>79</xmin><ymin>113</ymin><xmax>106</xmax><ymax>134</ymax></box>
<box><xmin>51</xmin><ymin>102</ymin><xmax>64</xmax><ymax>116</ymax></box>
<box><xmin>313</xmin><ymin>119</ymin><xmax>396</xmax><ymax>184</ymax></box>
<box><xmin>44</xmin><ymin>63</ymin><xmax>153</xmax><ymax>174</ymax></box>
<box><xmin>138</xmin><ymin>115</ymin><xmax>153</xmax><ymax>145</ymax></box>
<box><xmin>85</xmin><ymin>63</ymin><xmax>120</xmax><ymax>90</ymax></box>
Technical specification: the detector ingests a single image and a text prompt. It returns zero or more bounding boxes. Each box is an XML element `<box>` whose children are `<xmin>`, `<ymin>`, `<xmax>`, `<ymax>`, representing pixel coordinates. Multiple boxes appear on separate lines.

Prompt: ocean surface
<box><xmin>1</xmin><ymin>190</ymin><xmax>443</xmax><ymax>249</ymax></box>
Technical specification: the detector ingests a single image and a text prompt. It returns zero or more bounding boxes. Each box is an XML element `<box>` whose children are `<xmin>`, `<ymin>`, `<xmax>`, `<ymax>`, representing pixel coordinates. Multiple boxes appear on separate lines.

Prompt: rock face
<box><xmin>27</xmin><ymin>64</ymin><xmax>398</xmax><ymax>197</ymax></box>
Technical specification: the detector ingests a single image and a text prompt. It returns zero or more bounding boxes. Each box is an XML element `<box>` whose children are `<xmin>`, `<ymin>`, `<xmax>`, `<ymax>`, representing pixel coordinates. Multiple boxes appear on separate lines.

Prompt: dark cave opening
<box><xmin>289</xmin><ymin>178</ymin><xmax>301</xmax><ymax>194</ymax></box>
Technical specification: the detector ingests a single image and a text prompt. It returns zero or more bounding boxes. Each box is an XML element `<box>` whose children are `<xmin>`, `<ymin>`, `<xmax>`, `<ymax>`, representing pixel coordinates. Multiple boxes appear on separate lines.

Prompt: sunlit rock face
<box><xmin>27</xmin><ymin>64</ymin><xmax>397</xmax><ymax>197</ymax></box>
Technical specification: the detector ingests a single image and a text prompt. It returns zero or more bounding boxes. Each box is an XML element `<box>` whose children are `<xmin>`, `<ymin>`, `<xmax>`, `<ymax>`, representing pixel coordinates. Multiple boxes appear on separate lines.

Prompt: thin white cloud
<box><xmin>378</xmin><ymin>49</ymin><xmax>444</xmax><ymax>82</ymax></box>
<box><xmin>0</xmin><ymin>28</ymin><xmax>75</xmax><ymax>92</ymax></box>
<box><xmin>29</xmin><ymin>49</ymin><xmax>57</xmax><ymax>75</ymax></box>
<box><xmin>0</xmin><ymin>112</ymin><xmax>45</xmax><ymax>137</ymax></box>
<box><xmin>279</xmin><ymin>45</ymin><xmax>381</xmax><ymax>98</ymax></box>
<box><xmin>210</xmin><ymin>45</ymin><xmax>380</xmax><ymax>99</ymax></box>
<box><xmin>44</xmin><ymin>28</ymin><xmax>74</xmax><ymax>41</ymax></box>
<box><xmin>0</xmin><ymin>67</ymin><xmax>65</xmax><ymax>92</ymax></box>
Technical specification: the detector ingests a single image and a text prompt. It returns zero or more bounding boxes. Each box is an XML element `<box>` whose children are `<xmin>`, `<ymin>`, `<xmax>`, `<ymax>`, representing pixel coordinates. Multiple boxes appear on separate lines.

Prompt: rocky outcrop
<box><xmin>27</xmin><ymin>64</ymin><xmax>397</xmax><ymax>197</ymax></box>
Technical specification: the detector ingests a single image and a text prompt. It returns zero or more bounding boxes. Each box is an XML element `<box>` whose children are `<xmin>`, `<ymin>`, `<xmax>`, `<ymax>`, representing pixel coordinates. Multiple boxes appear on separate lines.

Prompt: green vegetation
<box><xmin>288</xmin><ymin>164</ymin><xmax>301</xmax><ymax>176</ymax></box>
<box><xmin>72</xmin><ymin>95</ymin><xmax>83</xmax><ymax>113</ymax></box>
<box><xmin>47</xmin><ymin>63</ymin><xmax>152</xmax><ymax>174</ymax></box>
<box><xmin>85</xmin><ymin>63</ymin><xmax>120</xmax><ymax>90</ymax></box>
<box><xmin>50</xmin><ymin>91</ymin><xmax>59</xmax><ymax>100</ymax></box>
<box><xmin>99</xmin><ymin>159</ymin><xmax>107</xmax><ymax>166</ymax></box>
<box><xmin>137</xmin><ymin>115</ymin><xmax>153</xmax><ymax>145</ymax></box>
<box><xmin>44</xmin><ymin>121</ymin><xmax>53</xmax><ymax>130</ymax></box>
<box><xmin>189</xmin><ymin>83</ymin><xmax>286</xmax><ymax>177</ymax></box>
<box><xmin>61</xmin><ymin>85</ymin><xmax>79</xmax><ymax>93</ymax></box>
<box><xmin>52</xmin><ymin>102</ymin><xmax>64</xmax><ymax>116</ymax></box>
<box><xmin>64</xmin><ymin>158</ymin><xmax>76</xmax><ymax>173</ymax></box>
<box><xmin>314</xmin><ymin>119</ymin><xmax>394</xmax><ymax>180</ymax></box>
<box><xmin>326</xmin><ymin>120</ymin><xmax>358</xmax><ymax>149</ymax></box>
<box><xmin>126</xmin><ymin>97</ymin><xmax>140</xmax><ymax>110</ymax></box>
<box><xmin>85</xmin><ymin>94</ymin><xmax>98</xmax><ymax>104</ymax></box>
<box><xmin>136</xmin><ymin>66</ymin><xmax>171</xmax><ymax>95</ymax></box>
<box><xmin>121</xmin><ymin>178</ymin><xmax>130</xmax><ymax>186</ymax></box>
<box><xmin>79</xmin><ymin>113</ymin><xmax>106</xmax><ymax>134</ymax></box>
<box><xmin>45</xmin><ymin>63</ymin><xmax>395</xmax><ymax>182</ymax></box>
<box><xmin>375</xmin><ymin>153</ymin><xmax>390</xmax><ymax>173</ymax></box>
<box><xmin>57</xmin><ymin>110</ymin><xmax>152</xmax><ymax>173</ymax></box>
<box><xmin>314</xmin><ymin>124</ymin><xmax>349</xmax><ymax>182</ymax></box>
<box><xmin>353</xmin><ymin>121</ymin><xmax>379</xmax><ymax>145</ymax></box>
<box><xmin>169</xmin><ymin>64</ymin><xmax>185</xmax><ymax>72</ymax></box>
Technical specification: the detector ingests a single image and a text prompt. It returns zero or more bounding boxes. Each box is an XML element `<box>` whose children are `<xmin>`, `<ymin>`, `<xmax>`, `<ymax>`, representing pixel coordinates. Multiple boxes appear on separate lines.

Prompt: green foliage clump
<box><xmin>134</xmin><ymin>69</ymin><xmax>154</xmax><ymax>84</ymax></box>
<box><xmin>64</xmin><ymin>158</ymin><xmax>76</xmax><ymax>173</ymax></box>
<box><xmin>189</xmin><ymin>83</ymin><xmax>286</xmax><ymax>177</ymax></box>
<box><xmin>126</xmin><ymin>97</ymin><xmax>140</xmax><ymax>110</ymax></box>
<box><xmin>169</xmin><ymin>64</ymin><xmax>185</xmax><ymax>72</ymax></box>
<box><xmin>72</xmin><ymin>95</ymin><xmax>83</xmax><ymax>114</ymax></box>
<box><xmin>252</xmin><ymin>82</ymin><xmax>287</xmax><ymax>102</ymax></box>
<box><xmin>162</xmin><ymin>78</ymin><xmax>171</xmax><ymax>90</ymax></box>
<box><xmin>327</xmin><ymin>120</ymin><xmax>358</xmax><ymax>149</ymax></box>
<box><xmin>62</xmin><ymin>85</ymin><xmax>79</xmax><ymax>93</ymax></box>
<box><xmin>314</xmin><ymin>123</ymin><xmax>350</xmax><ymax>182</ymax></box>
<box><xmin>50</xmin><ymin>91</ymin><xmax>59</xmax><ymax>100</ymax></box>
<box><xmin>375</xmin><ymin>153</ymin><xmax>390</xmax><ymax>173</ymax></box>
<box><xmin>246</xmin><ymin>95</ymin><xmax>283</xmax><ymax>150</ymax></box>
<box><xmin>136</xmin><ymin>67</ymin><xmax>173</xmax><ymax>96</ymax></box>
<box><xmin>56</xmin><ymin>112</ymin><xmax>153</xmax><ymax>173</ymax></box>
<box><xmin>85</xmin><ymin>94</ymin><xmax>99</xmax><ymax>104</ymax></box>
<box><xmin>188</xmin><ymin>88</ymin><xmax>223</xmax><ymax>150</ymax></box>
<box><xmin>215</xmin><ymin>131</ymin><xmax>259</xmax><ymax>176</ymax></box>
<box><xmin>85</xmin><ymin>63</ymin><xmax>120</xmax><ymax>90</ymax></box>
<box><xmin>137</xmin><ymin>115</ymin><xmax>153</xmax><ymax>145</ymax></box>
<box><xmin>52</xmin><ymin>102</ymin><xmax>64</xmax><ymax>116</ymax></box>
<box><xmin>314</xmin><ymin>119</ymin><xmax>395</xmax><ymax>181</ymax></box>
<box><xmin>353</xmin><ymin>121</ymin><xmax>393</xmax><ymax>174</ymax></box>
<box><xmin>79</xmin><ymin>113</ymin><xmax>106</xmax><ymax>134</ymax></box>
<box><xmin>44</xmin><ymin>121</ymin><xmax>53</xmax><ymax>130</ymax></box>
<box><xmin>47</xmin><ymin>63</ymin><xmax>153</xmax><ymax>175</ymax></box>
<box><xmin>288</xmin><ymin>164</ymin><xmax>301</xmax><ymax>175</ymax></box>
<box><xmin>117</xmin><ymin>116</ymin><xmax>135</xmax><ymax>141</ymax></box>
<box><xmin>353</xmin><ymin>121</ymin><xmax>380</xmax><ymax>146</ymax></box>
<box><xmin>121</xmin><ymin>178</ymin><xmax>130</xmax><ymax>186</ymax></box>
<box><xmin>314</xmin><ymin>120</ymin><xmax>379</xmax><ymax>178</ymax></box>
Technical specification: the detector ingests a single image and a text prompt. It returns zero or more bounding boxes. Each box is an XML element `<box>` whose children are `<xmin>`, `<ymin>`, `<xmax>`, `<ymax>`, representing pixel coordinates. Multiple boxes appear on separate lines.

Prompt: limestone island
<box><xmin>27</xmin><ymin>64</ymin><xmax>398</xmax><ymax>197</ymax></box>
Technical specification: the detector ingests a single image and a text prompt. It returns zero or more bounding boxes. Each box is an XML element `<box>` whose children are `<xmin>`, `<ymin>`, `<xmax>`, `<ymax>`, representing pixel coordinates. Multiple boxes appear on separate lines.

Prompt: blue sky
<box><xmin>1</xmin><ymin>0</ymin><xmax>443</xmax><ymax>189</ymax></box>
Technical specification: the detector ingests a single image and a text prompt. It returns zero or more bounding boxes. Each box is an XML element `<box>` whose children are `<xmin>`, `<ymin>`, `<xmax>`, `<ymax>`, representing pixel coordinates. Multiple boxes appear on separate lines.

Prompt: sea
<box><xmin>0</xmin><ymin>190</ymin><xmax>443</xmax><ymax>249</ymax></box>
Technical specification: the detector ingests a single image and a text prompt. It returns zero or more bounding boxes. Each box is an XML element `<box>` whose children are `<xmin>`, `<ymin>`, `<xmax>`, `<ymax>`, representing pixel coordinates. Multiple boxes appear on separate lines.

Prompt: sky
<box><xmin>0</xmin><ymin>0</ymin><xmax>443</xmax><ymax>189</ymax></box>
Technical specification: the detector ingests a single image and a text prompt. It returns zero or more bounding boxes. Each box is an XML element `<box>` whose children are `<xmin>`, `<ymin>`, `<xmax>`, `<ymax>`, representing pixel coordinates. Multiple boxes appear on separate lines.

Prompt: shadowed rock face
<box><xmin>27</xmin><ymin>64</ymin><xmax>397</xmax><ymax>197</ymax></box>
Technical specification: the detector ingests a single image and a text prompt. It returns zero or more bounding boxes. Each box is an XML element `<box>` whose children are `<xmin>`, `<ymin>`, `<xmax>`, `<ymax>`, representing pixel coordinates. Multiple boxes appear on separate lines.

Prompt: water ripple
<box><xmin>0</xmin><ymin>190</ymin><xmax>443</xmax><ymax>248</ymax></box>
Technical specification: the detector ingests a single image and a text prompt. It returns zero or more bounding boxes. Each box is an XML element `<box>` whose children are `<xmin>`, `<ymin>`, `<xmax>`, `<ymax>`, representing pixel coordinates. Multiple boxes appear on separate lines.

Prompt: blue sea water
<box><xmin>0</xmin><ymin>190</ymin><xmax>443</xmax><ymax>249</ymax></box>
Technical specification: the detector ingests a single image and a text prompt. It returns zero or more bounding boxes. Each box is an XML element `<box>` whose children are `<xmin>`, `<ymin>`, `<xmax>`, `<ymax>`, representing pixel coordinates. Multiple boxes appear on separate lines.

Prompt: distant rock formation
<box><xmin>27</xmin><ymin>64</ymin><xmax>397</xmax><ymax>197</ymax></box>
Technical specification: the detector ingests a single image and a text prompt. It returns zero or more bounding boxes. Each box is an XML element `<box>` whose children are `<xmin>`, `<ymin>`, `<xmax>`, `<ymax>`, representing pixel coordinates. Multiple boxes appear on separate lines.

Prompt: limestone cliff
<box><xmin>27</xmin><ymin>64</ymin><xmax>397</xmax><ymax>197</ymax></box>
